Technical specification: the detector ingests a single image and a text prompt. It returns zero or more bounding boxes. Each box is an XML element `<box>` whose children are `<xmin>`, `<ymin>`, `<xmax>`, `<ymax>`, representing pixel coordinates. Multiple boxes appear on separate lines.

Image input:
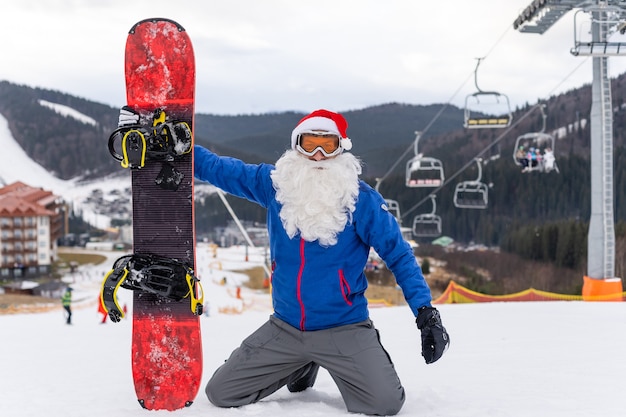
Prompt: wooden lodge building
<box><xmin>0</xmin><ymin>181</ymin><xmax>66</xmax><ymax>280</ymax></box>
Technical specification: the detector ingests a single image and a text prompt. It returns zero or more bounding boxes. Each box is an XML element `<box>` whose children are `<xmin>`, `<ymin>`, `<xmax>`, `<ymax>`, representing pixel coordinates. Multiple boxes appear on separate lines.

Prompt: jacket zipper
<box><xmin>297</xmin><ymin>238</ymin><xmax>306</xmax><ymax>330</ymax></box>
<box><xmin>339</xmin><ymin>270</ymin><xmax>353</xmax><ymax>306</ymax></box>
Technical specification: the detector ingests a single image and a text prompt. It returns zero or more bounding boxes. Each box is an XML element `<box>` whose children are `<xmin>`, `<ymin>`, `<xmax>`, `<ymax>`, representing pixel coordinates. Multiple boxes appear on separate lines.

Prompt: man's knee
<box><xmin>340</xmin><ymin>378</ymin><xmax>405</xmax><ymax>416</ymax></box>
<box><xmin>205</xmin><ymin>360</ymin><xmax>274</xmax><ymax>408</ymax></box>
<box><xmin>359</xmin><ymin>385</ymin><xmax>405</xmax><ymax>416</ymax></box>
<box><xmin>381</xmin><ymin>390</ymin><xmax>405</xmax><ymax>416</ymax></box>
<box><xmin>205</xmin><ymin>372</ymin><xmax>229</xmax><ymax>407</ymax></box>
<box><xmin>205</xmin><ymin>365</ymin><xmax>246</xmax><ymax>408</ymax></box>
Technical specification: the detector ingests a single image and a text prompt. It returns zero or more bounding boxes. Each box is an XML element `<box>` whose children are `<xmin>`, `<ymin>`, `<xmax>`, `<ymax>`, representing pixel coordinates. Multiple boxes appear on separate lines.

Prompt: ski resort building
<box><xmin>0</xmin><ymin>181</ymin><xmax>66</xmax><ymax>280</ymax></box>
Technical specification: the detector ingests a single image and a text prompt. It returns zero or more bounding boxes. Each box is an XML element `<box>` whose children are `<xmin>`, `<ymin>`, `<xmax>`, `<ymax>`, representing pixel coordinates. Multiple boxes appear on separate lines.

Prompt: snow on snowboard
<box><xmin>100</xmin><ymin>18</ymin><xmax>203</xmax><ymax>411</ymax></box>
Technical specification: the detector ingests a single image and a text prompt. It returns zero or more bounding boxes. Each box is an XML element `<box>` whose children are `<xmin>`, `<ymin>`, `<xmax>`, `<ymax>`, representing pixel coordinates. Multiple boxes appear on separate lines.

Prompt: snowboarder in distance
<box><xmin>61</xmin><ymin>287</ymin><xmax>73</xmax><ymax>325</ymax></box>
<box><xmin>192</xmin><ymin>109</ymin><xmax>450</xmax><ymax>415</ymax></box>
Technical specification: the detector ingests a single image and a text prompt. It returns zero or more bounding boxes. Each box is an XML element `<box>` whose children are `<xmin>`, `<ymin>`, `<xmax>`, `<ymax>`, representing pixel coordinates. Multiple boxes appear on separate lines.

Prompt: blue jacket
<box><xmin>194</xmin><ymin>145</ymin><xmax>432</xmax><ymax>331</ymax></box>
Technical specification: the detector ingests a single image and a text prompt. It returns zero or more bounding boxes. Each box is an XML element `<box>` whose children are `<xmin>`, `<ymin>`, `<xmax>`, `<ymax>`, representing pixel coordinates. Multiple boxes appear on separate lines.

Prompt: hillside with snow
<box><xmin>0</xmin><ymin>101</ymin><xmax>218</xmax><ymax>231</ymax></box>
<box><xmin>2</xmin><ymin>82</ymin><xmax>624</xmax><ymax>248</ymax></box>
<box><xmin>1</xmin><ymin>244</ymin><xmax>625</xmax><ymax>417</ymax></box>
<box><xmin>0</xmin><ymin>103</ymin><xmax>130</xmax><ymax>229</ymax></box>
<box><xmin>1</xmin><ymin>100</ymin><xmax>625</xmax><ymax>417</ymax></box>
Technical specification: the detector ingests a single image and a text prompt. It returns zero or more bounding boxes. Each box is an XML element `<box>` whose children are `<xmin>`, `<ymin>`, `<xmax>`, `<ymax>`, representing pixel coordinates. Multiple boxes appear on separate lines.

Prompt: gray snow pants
<box><xmin>206</xmin><ymin>315</ymin><xmax>405</xmax><ymax>416</ymax></box>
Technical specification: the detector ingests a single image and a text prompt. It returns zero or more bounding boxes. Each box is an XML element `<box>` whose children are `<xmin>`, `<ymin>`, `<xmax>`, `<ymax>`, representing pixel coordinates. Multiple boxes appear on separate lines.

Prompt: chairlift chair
<box><xmin>463</xmin><ymin>58</ymin><xmax>513</xmax><ymax>129</ymax></box>
<box><xmin>405</xmin><ymin>131</ymin><xmax>445</xmax><ymax>188</ymax></box>
<box><xmin>412</xmin><ymin>215</ymin><xmax>442</xmax><ymax>237</ymax></box>
<box><xmin>464</xmin><ymin>92</ymin><xmax>513</xmax><ymax>129</ymax></box>
<box><xmin>454</xmin><ymin>183</ymin><xmax>489</xmax><ymax>209</ymax></box>
<box><xmin>453</xmin><ymin>158</ymin><xmax>489</xmax><ymax>209</ymax></box>
<box><xmin>405</xmin><ymin>156</ymin><xmax>445</xmax><ymax>187</ymax></box>
<box><xmin>412</xmin><ymin>195</ymin><xmax>442</xmax><ymax>238</ymax></box>
<box><xmin>512</xmin><ymin>106</ymin><xmax>558</xmax><ymax>173</ymax></box>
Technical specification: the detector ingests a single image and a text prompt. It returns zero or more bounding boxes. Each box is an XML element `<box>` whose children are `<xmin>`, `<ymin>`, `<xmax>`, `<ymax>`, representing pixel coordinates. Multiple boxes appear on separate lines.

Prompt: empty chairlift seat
<box><xmin>412</xmin><ymin>195</ymin><xmax>442</xmax><ymax>238</ymax></box>
<box><xmin>464</xmin><ymin>91</ymin><xmax>512</xmax><ymax>129</ymax></box>
<box><xmin>463</xmin><ymin>58</ymin><xmax>513</xmax><ymax>129</ymax></box>
<box><xmin>412</xmin><ymin>214</ymin><xmax>442</xmax><ymax>237</ymax></box>
<box><xmin>453</xmin><ymin>158</ymin><xmax>489</xmax><ymax>209</ymax></box>
<box><xmin>453</xmin><ymin>182</ymin><xmax>489</xmax><ymax>209</ymax></box>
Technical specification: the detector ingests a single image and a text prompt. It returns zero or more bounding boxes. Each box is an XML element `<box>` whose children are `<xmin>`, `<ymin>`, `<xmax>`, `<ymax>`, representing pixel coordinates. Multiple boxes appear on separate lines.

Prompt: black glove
<box><xmin>416</xmin><ymin>306</ymin><xmax>449</xmax><ymax>364</ymax></box>
<box><xmin>118</xmin><ymin>105</ymin><xmax>140</xmax><ymax>127</ymax></box>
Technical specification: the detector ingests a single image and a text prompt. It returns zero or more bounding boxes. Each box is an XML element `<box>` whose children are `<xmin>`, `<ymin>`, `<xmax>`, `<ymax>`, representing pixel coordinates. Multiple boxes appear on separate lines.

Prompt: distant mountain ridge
<box><xmin>0</xmin><ymin>80</ymin><xmax>466</xmax><ymax>180</ymax></box>
<box><xmin>4</xmin><ymin>76</ymin><xmax>626</xmax><ymax>245</ymax></box>
<box><xmin>3</xmin><ymin>77</ymin><xmax>626</xmax><ymax>180</ymax></box>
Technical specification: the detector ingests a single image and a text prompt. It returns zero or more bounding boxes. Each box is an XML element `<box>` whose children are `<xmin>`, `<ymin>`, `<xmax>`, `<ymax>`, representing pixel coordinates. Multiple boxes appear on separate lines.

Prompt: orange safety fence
<box><xmin>367</xmin><ymin>298</ymin><xmax>394</xmax><ymax>308</ymax></box>
<box><xmin>433</xmin><ymin>280</ymin><xmax>626</xmax><ymax>304</ymax></box>
<box><xmin>0</xmin><ymin>297</ymin><xmax>98</xmax><ymax>315</ymax></box>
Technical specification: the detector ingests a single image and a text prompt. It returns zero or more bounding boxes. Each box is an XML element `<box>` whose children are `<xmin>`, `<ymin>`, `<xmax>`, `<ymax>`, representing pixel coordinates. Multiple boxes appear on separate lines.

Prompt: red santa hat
<box><xmin>290</xmin><ymin>109</ymin><xmax>353</xmax><ymax>152</ymax></box>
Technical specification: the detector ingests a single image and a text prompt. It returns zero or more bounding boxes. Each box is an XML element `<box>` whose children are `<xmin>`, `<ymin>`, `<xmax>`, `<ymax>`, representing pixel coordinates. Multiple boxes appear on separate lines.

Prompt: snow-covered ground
<box><xmin>1</xmin><ymin>97</ymin><xmax>625</xmax><ymax>417</ymax></box>
<box><xmin>1</xmin><ymin>243</ymin><xmax>625</xmax><ymax>417</ymax></box>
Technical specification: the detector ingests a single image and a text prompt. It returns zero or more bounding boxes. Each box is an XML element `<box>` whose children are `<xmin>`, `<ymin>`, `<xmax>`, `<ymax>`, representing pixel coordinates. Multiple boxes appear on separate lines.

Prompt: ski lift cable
<box><xmin>545</xmin><ymin>57</ymin><xmax>590</xmax><ymax>98</ymax></box>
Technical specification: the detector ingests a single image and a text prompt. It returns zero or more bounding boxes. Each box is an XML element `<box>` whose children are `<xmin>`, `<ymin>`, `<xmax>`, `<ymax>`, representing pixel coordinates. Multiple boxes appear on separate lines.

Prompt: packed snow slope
<box><xmin>1</xmin><ymin>244</ymin><xmax>625</xmax><ymax>417</ymax></box>
<box><xmin>1</xmin><ymin>99</ymin><xmax>624</xmax><ymax>417</ymax></box>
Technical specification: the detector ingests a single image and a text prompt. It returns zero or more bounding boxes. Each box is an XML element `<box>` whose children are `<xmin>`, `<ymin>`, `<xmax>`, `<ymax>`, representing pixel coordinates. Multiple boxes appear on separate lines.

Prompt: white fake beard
<box><xmin>271</xmin><ymin>150</ymin><xmax>362</xmax><ymax>247</ymax></box>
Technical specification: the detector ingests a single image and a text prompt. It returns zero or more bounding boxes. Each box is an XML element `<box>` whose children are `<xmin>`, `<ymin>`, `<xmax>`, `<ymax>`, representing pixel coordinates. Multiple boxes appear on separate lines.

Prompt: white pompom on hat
<box><xmin>291</xmin><ymin>109</ymin><xmax>352</xmax><ymax>152</ymax></box>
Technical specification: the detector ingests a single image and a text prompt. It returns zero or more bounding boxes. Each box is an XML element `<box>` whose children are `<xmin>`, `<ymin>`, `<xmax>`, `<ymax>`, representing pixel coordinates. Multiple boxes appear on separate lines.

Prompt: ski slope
<box><xmin>1</xmin><ymin>243</ymin><xmax>625</xmax><ymax>417</ymax></box>
<box><xmin>0</xmin><ymin>99</ymin><xmax>624</xmax><ymax>417</ymax></box>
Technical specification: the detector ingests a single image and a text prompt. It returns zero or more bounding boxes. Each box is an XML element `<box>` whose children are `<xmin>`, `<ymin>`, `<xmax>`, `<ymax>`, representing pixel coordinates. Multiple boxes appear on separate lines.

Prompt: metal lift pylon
<box><xmin>514</xmin><ymin>0</ymin><xmax>624</xmax><ymax>300</ymax></box>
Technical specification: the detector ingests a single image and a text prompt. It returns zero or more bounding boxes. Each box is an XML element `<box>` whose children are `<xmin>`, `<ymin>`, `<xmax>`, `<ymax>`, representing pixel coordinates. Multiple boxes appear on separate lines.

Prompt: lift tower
<box><xmin>514</xmin><ymin>0</ymin><xmax>625</xmax><ymax>300</ymax></box>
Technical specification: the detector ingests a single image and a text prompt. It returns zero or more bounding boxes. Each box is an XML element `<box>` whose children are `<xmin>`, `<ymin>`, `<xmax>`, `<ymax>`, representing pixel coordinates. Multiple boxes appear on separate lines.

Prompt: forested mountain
<box><xmin>0</xmin><ymin>81</ymin><xmax>464</xmax><ymax>180</ymax></box>
<box><xmin>2</xmin><ymin>75</ymin><xmax>626</xmax><ymax>252</ymax></box>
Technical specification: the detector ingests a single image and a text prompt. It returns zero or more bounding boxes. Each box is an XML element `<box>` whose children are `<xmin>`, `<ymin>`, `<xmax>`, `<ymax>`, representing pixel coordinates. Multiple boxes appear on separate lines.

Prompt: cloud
<box><xmin>2</xmin><ymin>0</ymin><xmax>626</xmax><ymax>115</ymax></box>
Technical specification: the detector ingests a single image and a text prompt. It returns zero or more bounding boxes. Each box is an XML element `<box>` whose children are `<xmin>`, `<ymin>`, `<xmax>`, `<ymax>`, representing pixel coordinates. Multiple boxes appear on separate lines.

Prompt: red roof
<box><xmin>0</xmin><ymin>182</ymin><xmax>58</xmax><ymax>217</ymax></box>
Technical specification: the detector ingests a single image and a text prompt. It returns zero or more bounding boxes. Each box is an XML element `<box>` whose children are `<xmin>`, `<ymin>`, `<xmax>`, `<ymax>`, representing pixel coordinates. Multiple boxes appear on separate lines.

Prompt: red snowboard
<box><xmin>124</xmin><ymin>18</ymin><xmax>201</xmax><ymax>410</ymax></box>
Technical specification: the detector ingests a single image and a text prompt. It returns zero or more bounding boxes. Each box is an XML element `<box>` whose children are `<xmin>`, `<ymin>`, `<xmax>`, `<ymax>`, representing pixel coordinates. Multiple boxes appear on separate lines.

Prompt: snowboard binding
<box><xmin>100</xmin><ymin>253</ymin><xmax>204</xmax><ymax>322</ymax></box>
<box><xmin>108</xmin><ymin>108</ymin><xmax>192</xmax><ymax>170</ymax></box>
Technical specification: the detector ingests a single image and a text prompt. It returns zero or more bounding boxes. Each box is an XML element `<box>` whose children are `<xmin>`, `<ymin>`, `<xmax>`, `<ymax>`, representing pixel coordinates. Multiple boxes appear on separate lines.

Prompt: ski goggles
<box><xmin>296</xmin><ymin>132</ymin><xmax>342</xmax><ymax>157</ymax></box>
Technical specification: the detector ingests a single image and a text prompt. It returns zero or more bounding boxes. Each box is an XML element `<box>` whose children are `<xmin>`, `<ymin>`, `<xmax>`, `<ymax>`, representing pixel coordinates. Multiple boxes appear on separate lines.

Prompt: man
<box><xmin>122</xmin><ymin>107</ymin><xmax>449</xmax><ymax>415</ymax></box>
<box><xmin>61</xmin><ymin>287</ymin><xmax>73</xmax><ymax>325</ymax></box>
<box><xmin>543</xmin><ymin>147</ymin><xmax>556</xmax><ymax>173</ymax></box>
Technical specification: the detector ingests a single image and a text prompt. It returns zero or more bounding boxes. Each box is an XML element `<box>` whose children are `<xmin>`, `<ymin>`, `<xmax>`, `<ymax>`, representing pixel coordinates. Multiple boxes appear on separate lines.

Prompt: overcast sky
<box><xmin>3</xmin><ymin>0</ymin><xmax>626</xmax><ymax>115</ymax></box>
